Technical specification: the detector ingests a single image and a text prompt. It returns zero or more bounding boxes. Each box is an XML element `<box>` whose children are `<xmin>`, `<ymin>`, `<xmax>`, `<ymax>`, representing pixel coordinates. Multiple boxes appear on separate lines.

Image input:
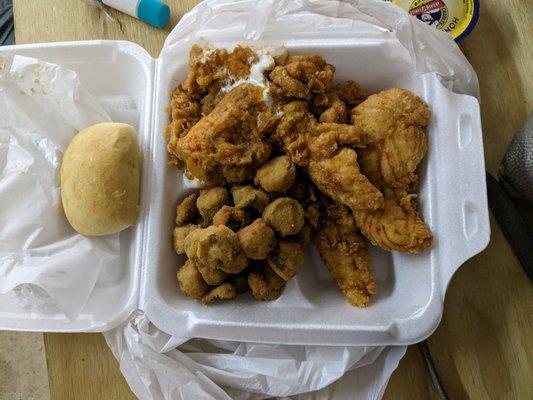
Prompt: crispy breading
<box><xmin>175</xmin><ymin>84</ymin><xmax>275</xmax><ymax>184</ymax></box>
<box><xmin>175</xmin><ymin>193</ymin><xmax>199</xmax><ymax>226</ymax></box>
<box><xmin>173</xmin><ymin>224</ymin><xmax>199</xmax><ymax>254</ymax></box>
<box><xmin>274</xmin><ymin>101</ymin><xmax>383</xmax><ymax>211</ymax></box>
<box><xmin>267</xmin><ymin>240</ymin><xmax>304</xmax><ymax>281</ymax></box>
<box><xmin>263</xmin><ymin>198</ymin><xmax>305</xmax><ymax>236</ymax></box>
<box><xmin>231</xmin><ymin>185</ymin><xmax>270</xmax><ymax>212</ymax></box>
<box><xmin>269</xmin><ymin>55</ymin><xmax>335</xmax><ymax>100</ymax></box>
<box><xmin>184</xmin><ymin>225</ymin><xmax>249</xmax><ymax>274</ymax></box>
<box><xmin>196</xmin><ymin>187</ymin><xmax>229</xmax><ymax>224</ymax></box>
<box><xmin>351</xmin><ymin>88</ymin><xmax>432</xmax><ymax>253</ymax></box>
<box><xmin>202</xmin><ymin>282</ymin><xmax>237</xmax><ymax>304</ymax></box>
<box><xmin>177</xmin><ymin>259</ymin><xmax>209</xmax><ymax>300</ymax></box>
<box><xmin>308</xmin><ymin>148</ymin><xmax>384</xmax><ymax>211</ymax></box>
<box><xmin>248</xmin><ymin>262</ymin><xmax>286</xmax><ymax>301</ymax></box>
<box><xmin>237</xmin><ymin>218</ymin><xmax>276</xmax><ymax>260</ymax></box>
<box><xmin>314</xmin><ymin>200</ymin><xmax>376</xmax><ymax>307</ymax></box>
<box><xmin>254</xmin><ymin>155</ymin><xmax>296</xmax><ymax>193</ymax></box>
<box><xmin>212</xmin><ymin>205</ymin><xmax>249</xmax><ymax>231</ymax></box>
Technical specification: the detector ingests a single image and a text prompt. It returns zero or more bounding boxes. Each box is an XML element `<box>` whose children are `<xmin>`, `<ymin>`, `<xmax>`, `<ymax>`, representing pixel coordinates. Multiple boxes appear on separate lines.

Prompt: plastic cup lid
<box><xmin>137</xmin><ymin>0</ymin><xmax>170</xmax><ymax>29</ymax></box>
<box><xmin>387</xmin><ymin>0</ymin><xmax>480</xmax><ymax>42</ymax></box>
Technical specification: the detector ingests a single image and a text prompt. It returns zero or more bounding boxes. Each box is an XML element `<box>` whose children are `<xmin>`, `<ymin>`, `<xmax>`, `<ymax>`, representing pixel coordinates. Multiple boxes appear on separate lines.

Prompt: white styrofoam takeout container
<box><xmin>0</xmin><ymin>37</ymin><xmax>490</xmax><ymax>345</ymax></box>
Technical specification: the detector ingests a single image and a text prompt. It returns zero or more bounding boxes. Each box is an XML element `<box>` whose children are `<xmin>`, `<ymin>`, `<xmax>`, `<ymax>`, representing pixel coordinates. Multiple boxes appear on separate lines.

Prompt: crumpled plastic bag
<box><xmin>0</xmin><ymin>54</ymin><xmax>119</xmax><ymax>319</ymax></box>
<box><xmin>103</xmin><ymin>1</ymin><xmax>479</xmax><ymax>399</ymax></box>
<box><xmin>104</xmin><ymin>312</ymin><xmax>406</xmax><ymax>400</ymax></box>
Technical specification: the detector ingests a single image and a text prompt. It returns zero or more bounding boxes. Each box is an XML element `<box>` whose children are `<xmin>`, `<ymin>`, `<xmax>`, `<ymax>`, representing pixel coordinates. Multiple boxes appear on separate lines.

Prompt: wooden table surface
<box><xmin>11</xmin><ymin>0</ymin><xmax>533</xmax><ymax>399</ymax></box>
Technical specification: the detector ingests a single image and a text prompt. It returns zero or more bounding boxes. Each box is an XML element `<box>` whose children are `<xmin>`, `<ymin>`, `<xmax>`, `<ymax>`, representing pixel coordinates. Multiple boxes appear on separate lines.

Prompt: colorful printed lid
<box><xmin>386</xmin><ymin>0</ymin><xmax>480</xmax><ymax>42</ymax></box>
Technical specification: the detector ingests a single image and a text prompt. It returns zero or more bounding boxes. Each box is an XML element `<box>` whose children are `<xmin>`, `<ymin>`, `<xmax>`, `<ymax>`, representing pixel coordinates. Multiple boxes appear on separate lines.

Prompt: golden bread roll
<box><xmin>60</xmin><ymin>122</ymin><xmax>141</xmax><ymax>236</ymax></box>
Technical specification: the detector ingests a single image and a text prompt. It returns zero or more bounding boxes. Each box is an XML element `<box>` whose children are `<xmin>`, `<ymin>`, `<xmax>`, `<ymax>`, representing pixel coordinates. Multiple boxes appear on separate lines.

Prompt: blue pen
<box><xmin>98</xmin><ymin>0</ymin><xmax>170</xmax><ymax>29</ymax></box>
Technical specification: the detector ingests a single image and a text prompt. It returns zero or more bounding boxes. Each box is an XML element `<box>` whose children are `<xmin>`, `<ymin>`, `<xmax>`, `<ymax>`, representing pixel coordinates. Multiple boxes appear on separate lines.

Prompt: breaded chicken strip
<box><xmin>351</xmin><ymin>88</ymin><xmax>433</xmax><ymax>253</ymax></box>
<box><xmin>308</xmin><ymin>148</ymin><xmax>384</xmax><ymax>211</ymax></box>
<box><xmin>314</xmin><ymin>200</ymin><xmax>376</xmax><ymax>307</ymax></box>
<box><xmin>274</xmin><ymin>101</ymin><xmax>383</xmax><ymax>211</ymax></box>
<box><xmin>175</xmin><ymin>84</ymin><xmax>275</xmax><ymax>184</ymax></box>
<box><xmin>354</xmin><ymin>190</ymin><xmax>433</xmax><ymax>254</ymax></box>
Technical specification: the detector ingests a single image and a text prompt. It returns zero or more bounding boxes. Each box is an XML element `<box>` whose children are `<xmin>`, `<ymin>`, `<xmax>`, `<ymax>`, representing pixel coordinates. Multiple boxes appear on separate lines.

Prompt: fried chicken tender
<box><xmin>274</xmin><ymin>101</ymin><xmax>383</xmax><ymax>211</ymax></box>
<box><xmin>314</xmin><ymin>200</ymin><xmax>376</xmax><ymax>307</ymax></box>
<box><xmin>237</xmin><ymin>218</ymin><xmax>276</xmax><ymax>260</ymax></box>
<box><xmin>175</xmin><ymin>193</ymin><xmax>199</xmax><ymax>226</ymax></box>
<box><xmin>268</xmin><ymin>240</ymin><xmax>304</xmax><ymax>281</ymax></box>
<box><xmin>175</xmin><ymin>84</ymin><xmax>275</xmax><ymax>184</ymax></box>
<box><xmin>231</xmin><ymin>186</ymin><xmax>269</xmax><ymax>212</ymax></box>
<box><xmin>355</xmin><ymin>191</ymin><xmax>433</xmax><ymax>254</ymax></box>
<box><xmin>308</xmin><ymin>148</ymin><xmax>384</xmax><ymax>211</ymax></box>
<box><xmin>248</xmin><ymin>262</ymin><xmax>286</xmax><ymax>301</ymax></box>
<box><xmin>202</xmin><ymin>282</ymin><xmax>236</xmax><ymax>304</ymax></box>
<box><xmin>173</xmin><ymin>224</ymin><xmax>199</xmax><ymax>254</ymax></box>
<box><xmin>263</xmin><ymin>198</ymin><xmax>305</xmax><ymax>236</ymax></box>
<box><xmin>196</xmin><ymin>187</ymin><xmax>229</xmax><ymax>223</ymax></box>
<box><xmin>213</xmin><ymin>205</ymin><xmax>249</xmax><ymax>231</ymax></box>
<box><xmin>269</xmin><ymin>55</ymin><xmax>335</xmax><ymax>100</ymax></box>
<box><xmin>197</xmin><ymin>262</ymin><xmax>228</xmax><ymax>286</ymax></box>
<box><xmin>254</xmin><ymin>155</ymin><xmax>296</xmax><ymax>193</ymax></box>
<box><xmin>351</xmin><ymin>88</ymin><xmax>433</xmax><ymax>253</ymax></box>
<box><xmin>184</xmin><ymin>225</ymin><xmax>249</xmax><ymax>274</ymax></box>
<box><xmin>177</xmin><ymin>259</ymin><xmax>209</xmax><ymax>300</ymax></box>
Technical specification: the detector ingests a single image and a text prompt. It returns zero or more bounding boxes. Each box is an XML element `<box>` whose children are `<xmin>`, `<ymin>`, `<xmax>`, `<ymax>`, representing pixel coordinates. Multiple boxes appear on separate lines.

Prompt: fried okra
<box><xmin>197</xmin><ymin>262</ymin><xmax>228</xmax><ymax>285</ymax></box>
<box><xmin>177</xmin><ymin>259</ymin><xmax>209</xmax><ymax>300</ymax></box>
<box><xmin>237</xmin><ymin>218</ymin><xmax>276</xmax><ymax>260</ymax></box>
<box><xmin>202</xmin><ymin>282</ymin><xmax>237</xmax><ymax>304</ymax></box>
<box><xmin>175</xmin><ymin>193</ymin><xmax>199</xmax><ymax>226</ymax></box>
<box><xmin>184</xmin><ymin>225</ymin><xmax>248</xmax><ymax>274</ymax></box>
<box><xmin>262</xmin><ymin>197</ymin><xmax>305</xmax><ymax>236</ymax></box>
<box><xmin>212</xmin><ymin>205</ymin><xmax>249</xmax><ymax>231</ymax></box>
<box><xmin>173</xmin><ymin>224</ymin><xmax>199</xmax><ymax>254</ymax></box>
<box><xmin>231</xmin><ymin>186</ymin><xmax>269</xmax><ymax>212</ymax></box>
<box><xmin>268</xmin><ymin>240</ymin><xmax>304</xmax><ymax>281</ymax></box>
<box><xmin>253</xmin><ymin>155</ymin><xmax>296</xmax><ymax>193</ymax></box>
<box><xmin>196</xmin><ymin>187</ymin><xmax>229</xmax><ymax>223</ymax></box>
<box><xmin>248</xmin><ymin>262</ymin><xmax>286</xmax><ymax>301</ymax></box>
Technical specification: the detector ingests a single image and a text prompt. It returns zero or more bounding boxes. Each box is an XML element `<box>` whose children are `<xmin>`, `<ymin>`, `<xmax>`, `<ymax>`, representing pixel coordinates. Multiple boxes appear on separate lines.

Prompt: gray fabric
<box><xmin>500</xmin><ymin>113</ymin><xmax>533</xmax><ymax>204</ymax></box>
<box><xmin>0</xmin><ymin>0</ymin><xmax>14</xmax><ymax>46</ymax></box>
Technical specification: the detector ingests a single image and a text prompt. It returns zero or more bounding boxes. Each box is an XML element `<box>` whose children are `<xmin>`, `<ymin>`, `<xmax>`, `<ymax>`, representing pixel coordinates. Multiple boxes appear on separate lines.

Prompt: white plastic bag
<box><xmin>105</xmin><ymin>312</ymin><xmax>406</xmax><ymax>400</ymax></box>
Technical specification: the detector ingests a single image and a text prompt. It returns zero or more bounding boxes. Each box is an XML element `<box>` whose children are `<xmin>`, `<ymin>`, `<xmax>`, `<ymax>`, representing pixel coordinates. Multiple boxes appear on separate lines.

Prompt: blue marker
<box><xmin>98</xmin><ymin>0</ymin><xmax>170</xmax><ymax>29</ymax></box>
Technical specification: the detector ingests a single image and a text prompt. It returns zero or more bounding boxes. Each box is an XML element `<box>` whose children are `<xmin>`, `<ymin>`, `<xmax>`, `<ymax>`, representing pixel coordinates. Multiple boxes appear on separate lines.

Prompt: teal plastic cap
<box><xmin>137</xmin><ymin>0</ymin><xmax>170</xmax><ymax>29</ymax></box>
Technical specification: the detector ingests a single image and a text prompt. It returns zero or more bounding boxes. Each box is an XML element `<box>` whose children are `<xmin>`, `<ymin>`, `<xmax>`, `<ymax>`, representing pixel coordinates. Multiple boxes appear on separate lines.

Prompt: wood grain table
<box><xmin>11</xmin><ymin>0</ymin><xmax>533</xmax><ymax>399</ymax></box>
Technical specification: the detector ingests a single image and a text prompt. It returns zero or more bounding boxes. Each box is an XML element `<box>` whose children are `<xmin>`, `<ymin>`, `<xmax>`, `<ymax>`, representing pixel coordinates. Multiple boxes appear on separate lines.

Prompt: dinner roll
<box><xmin>60</xmin><ymin>122</ymin><xmax>141</xmax><ymax>236</ymax></box>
